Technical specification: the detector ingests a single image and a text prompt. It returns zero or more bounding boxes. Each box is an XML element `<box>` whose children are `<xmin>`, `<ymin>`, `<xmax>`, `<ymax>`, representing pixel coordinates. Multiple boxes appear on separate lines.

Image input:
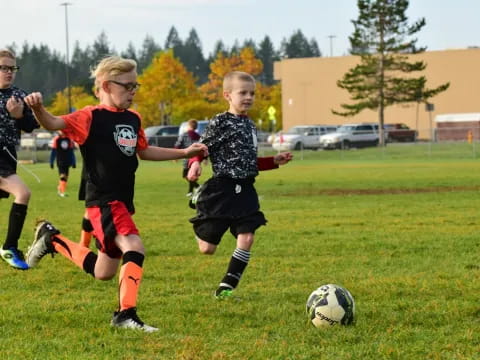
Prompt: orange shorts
<box><xmin>87</xmin><ymin>200</ymin><xmax>139</xmax><ymax>259</ymax></box>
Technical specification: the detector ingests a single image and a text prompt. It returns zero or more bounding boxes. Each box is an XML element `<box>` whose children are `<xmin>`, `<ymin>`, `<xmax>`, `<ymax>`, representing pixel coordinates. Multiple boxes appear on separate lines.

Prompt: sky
<box><xmin>2</xmin><ymin>0</ymin><xmax>479</xmax><ymax>59</ymax></box>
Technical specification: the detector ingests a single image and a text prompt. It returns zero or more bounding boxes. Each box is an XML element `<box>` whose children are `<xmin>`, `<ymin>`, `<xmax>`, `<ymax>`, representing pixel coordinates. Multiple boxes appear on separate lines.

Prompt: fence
<box><xmin>16</xmin><ymin>125</ymin><xmax>480</xmax><ymax>164</ymax></box>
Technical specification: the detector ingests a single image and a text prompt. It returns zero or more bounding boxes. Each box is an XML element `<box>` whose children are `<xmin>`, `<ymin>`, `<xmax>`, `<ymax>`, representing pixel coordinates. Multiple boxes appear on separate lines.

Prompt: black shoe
<box><xmin>111</xmin><ymin>307</ymin><xmax>158</xmax><ymax>332</ymax></box>
<box><xmin>26</xmin><ymin>220</ymin><xmax>59</xmax><ymax>268</ymax></box>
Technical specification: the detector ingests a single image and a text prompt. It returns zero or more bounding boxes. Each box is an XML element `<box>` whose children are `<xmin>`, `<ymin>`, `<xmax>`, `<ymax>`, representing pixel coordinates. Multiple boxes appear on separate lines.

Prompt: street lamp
<box><xmin>327</xmin><ymin>35</ymin><xmax>336</xmax><ymax>57</ymax></box>
<box><xmin>60</xmin><ymin>2</ymin><xmax>72</xmax><ymax>113</ymax></box>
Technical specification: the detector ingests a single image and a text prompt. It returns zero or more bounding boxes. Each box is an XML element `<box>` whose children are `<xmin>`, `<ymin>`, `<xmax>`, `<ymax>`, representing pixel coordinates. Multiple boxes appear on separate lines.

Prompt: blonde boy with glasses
<box><xmin>24</xmin><ymin>55</ymin><xmax>207</xmax><ymax>331</ymax></box>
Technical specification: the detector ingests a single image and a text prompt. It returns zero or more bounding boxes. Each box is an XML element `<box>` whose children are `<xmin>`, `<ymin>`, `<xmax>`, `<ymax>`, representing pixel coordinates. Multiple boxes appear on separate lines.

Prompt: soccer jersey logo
<box><xmin>114</xmin><ymin>124</ymin><xmax>137</xmax><ymax>156</ymax></box>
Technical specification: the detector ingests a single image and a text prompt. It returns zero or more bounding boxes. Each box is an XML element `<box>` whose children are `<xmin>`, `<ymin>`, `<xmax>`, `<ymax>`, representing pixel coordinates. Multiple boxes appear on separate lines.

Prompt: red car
<box><xmin>384</xmin><ymin>123</ymin><xmax>417</xmax><ymax>142</ymax></box>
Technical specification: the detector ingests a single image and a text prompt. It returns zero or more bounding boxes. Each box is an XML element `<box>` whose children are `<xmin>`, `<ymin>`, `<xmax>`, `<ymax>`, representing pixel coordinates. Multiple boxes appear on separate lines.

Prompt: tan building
<box><xmin>274</xmin><ymin>48</ymin><xmax>480</xmax><ymax>140</ymax></box>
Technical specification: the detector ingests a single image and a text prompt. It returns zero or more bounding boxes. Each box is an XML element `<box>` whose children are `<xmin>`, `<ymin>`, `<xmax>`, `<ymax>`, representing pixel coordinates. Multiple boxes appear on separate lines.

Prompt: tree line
<box><xmin>7</xmin><ymin>27</ymin><xmax>321</xmax><ymax>103</ymax></box>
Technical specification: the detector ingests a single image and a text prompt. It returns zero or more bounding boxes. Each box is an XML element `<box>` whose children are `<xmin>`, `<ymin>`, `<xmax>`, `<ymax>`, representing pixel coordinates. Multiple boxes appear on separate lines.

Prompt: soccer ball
<box><xmin>306</xmin><ymin>284</ymin><xmax>355</xmax><ymax>328</ymax></box>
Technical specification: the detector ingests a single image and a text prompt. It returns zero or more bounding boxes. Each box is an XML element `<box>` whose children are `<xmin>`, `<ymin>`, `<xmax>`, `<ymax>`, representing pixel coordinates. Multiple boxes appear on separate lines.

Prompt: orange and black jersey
<box><xmin>50</xmin><ymin>135</ymin><xmax>76</xmax><ymax>167</ymax></box>
<box><xmin>61</xmin><ymin>104</ymin><xmax>148</xmax><ymax>212</ymax></box>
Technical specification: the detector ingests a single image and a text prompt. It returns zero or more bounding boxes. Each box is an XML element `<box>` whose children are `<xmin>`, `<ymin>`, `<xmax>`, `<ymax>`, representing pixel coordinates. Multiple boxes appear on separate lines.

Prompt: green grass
<box><xmin>2</xmin><ymin>144</ymin><xmax>480</xmax><ymax>359</ymax></box>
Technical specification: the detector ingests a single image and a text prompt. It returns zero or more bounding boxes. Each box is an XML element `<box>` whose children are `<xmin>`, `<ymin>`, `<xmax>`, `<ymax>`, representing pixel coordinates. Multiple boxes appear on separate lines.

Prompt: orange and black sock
<box><xmin>52</xmin><ymin>234</ymin><xmax>97</xmax><ymax>276</ymax></box>
<box><xmin>118</xmin><ymin>251</ymin><xmax>144</xmax><ymax>311</ymax></box>
<box><xmin>79</xmin><ymin>217</ymin><xmax>93</xmax><ymax>247</ymax></box>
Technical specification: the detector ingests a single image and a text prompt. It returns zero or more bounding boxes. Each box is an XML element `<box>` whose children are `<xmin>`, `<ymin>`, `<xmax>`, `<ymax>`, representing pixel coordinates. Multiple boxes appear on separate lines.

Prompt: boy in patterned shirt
<box><xmin>0</xmin><ymin>49</ymin><xmax>39</xmax><ymax>270</ymax></box>
<box><xmin>188</xmin><ymin>71</ymin><xmax>293</xmax><ymax>299</ymax></box>
<box><xmin>24</xmin><ymin>56</ymin><xmax>207</xmax><ymax>331</ymax></box>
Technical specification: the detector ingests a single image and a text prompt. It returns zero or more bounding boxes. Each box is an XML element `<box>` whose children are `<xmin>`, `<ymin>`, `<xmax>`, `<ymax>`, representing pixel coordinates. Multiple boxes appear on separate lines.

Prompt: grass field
<box><xmin>1</xmin><ymin>144</ymin><xmax>480</xmax><ymax>359</ymax></box>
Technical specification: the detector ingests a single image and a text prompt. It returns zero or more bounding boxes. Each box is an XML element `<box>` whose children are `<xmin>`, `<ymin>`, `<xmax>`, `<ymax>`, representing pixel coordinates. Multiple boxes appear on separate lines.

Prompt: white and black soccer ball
<box><xmin>306</xmin><ymin>284</ymin><xmax>355</xmax><ymax>328</ymax></box>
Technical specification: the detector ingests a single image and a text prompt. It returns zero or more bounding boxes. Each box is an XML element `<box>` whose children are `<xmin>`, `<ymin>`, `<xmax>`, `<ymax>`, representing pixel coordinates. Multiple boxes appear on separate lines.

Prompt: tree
<box><xmin>199</xmin><ymin>47</ymin><xmax>263</xmax><ymax>104</ymax></box>
<box><xmin>180</xmin><ymin>29</ymin><xmax>208</xmax><ymax>84</ymax></box>
<box><xmin>280</xmin><ymin>30</ymin><xmax>321</xmax><ymax>59</ymax></box>
<box><xmin>134</xmin><ymin>50</ymin><xmax>200</xmax><ymax>126</ymax></box>
<box><xmin>137</xmin><ymin>35</ymin><xmax>161</xmax><ymax>73</ymax></box>
<box><xmin>47</xmin><ymin>86</ymin><xmax>97</xmax><ymax>115</ymax></box>
<box><xmin>257</xmin><ymin>36</ymin><xmax>279</xmax><ymax>85</ymax></box>
<box><xmin>334</xmin><ymin>0</ymin><xmax>450</xmax><ymax>145</ymax></box>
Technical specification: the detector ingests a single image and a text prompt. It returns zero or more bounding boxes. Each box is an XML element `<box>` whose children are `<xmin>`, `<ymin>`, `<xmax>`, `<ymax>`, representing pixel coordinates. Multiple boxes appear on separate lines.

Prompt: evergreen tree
<box><xmin>257</xmin><ymin>36</ymin><xmax>279</xmax><ymax>85</ymax></box>
<box><xmin>138</xmin><ymin>35</ymin><xmax>161</xmax><ymax>73</ymax></box>
<box><xmin>182</xmin><ymin>29</ymin><xmax>208</xmax><ymax>84</ymax></box>
<box><xmin>70</xmin><ymin>41</ymin><xmax>94</xmax><ymax>94</ymax></box>
<box><xmin>91</xmin><ymin>31</ymin><xmax>114</xmax><ymax>65</ymax></box>
<box><xmin>121</xmin><ymin>42</ymin><xmax>138</xmax><ymax>64</ymax></box>
<box><xmin>280</xmin><ymin>30</ymin><xmax>321</xmax><ymax>58</ymax></box>
<box><xmin>164</xmin><ymin>26</ymin><xmax>183</xmax><ymax>51</ymax></box>
<box><xmin>334</xmin><ymin>0</ymin><xmax>450</xmax><ymax>145</ymax></box>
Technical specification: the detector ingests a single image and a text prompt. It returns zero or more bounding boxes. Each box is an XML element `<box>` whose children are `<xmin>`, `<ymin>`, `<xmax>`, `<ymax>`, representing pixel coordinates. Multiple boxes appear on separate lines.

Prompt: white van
<box><xmin>178</xmin><ymin>120</ymin><xmax>210</xmax><ymax>136</ymax></box>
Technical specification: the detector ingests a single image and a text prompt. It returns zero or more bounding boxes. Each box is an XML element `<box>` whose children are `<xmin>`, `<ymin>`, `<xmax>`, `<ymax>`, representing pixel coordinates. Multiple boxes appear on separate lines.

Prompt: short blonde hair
<box><xmin>0</xmin><ymin>49</ymin><xmax>16</xmax><ymax>60</ymax></box>
<box><xmin>91</xmin><ymin>55</ymin><xmax>137</xmax><ymax>91</ymax></box>
<box><xmin>223</xmin><ymin>71</ymin><xmax>255</xmax><ymax>92</ymax></box>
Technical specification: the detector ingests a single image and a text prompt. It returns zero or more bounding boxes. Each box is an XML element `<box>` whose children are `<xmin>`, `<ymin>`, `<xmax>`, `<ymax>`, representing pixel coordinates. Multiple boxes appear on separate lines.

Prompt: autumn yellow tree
<box><xmin>135</xmin><ymin>50</ymin><xmax>211</xmax><ymax>126</ymax></box>
<box><xmin>199</xmin><ymin>47</ymin><xmax>283</xmax><ymax>130</ymax></box>
<box><xmin>46</xmin><ymin>86</ymin><xmax>97</xmax><ymax>116</ymax></box>
<box><xmin>200</xmin><ymin>47</ymin><xmax>263</xmax><ymax>104</ymax></box>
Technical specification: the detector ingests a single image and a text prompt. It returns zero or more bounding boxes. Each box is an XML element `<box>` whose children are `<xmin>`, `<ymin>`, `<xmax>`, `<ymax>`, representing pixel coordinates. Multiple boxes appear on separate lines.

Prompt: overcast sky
<box><xmin>3</xmin><ymin>0</ymin><xmax>479</xmax><ymax>58</ymax></box>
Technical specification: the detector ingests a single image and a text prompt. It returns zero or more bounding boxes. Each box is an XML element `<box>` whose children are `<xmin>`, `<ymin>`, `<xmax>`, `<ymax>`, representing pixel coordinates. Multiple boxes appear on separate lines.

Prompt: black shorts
<box><xmin>57</xmin><ymin>164</ymin><xmax>70</xmax><ymax>176</ymax></box>
<box><xmin>189</xmin><ymin>177</ymin><xmax>267</xmax><ymax>245</ymax></box>
<box><xmin>78</xmin><ymin>177</ymin><xmax>86</xmax><ymax>201</ymax></box>
<box><xmin>0</xmin><ymin>149</ymin><xmax>17</xmax><ymax>199</ymax></box>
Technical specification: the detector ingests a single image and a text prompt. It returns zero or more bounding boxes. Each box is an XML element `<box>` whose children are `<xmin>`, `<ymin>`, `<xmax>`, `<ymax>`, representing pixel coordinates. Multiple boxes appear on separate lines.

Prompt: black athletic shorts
<box><xmin>189</xmin><ymin>177</ymin><xmax>267</xmax><ymax>245</ymax></box>
<box><xmin>57</xmin><ymin>164</ymin><xmax>70</xmax><ymax>176</ymax></box>
<box><xmin>0</xmin><ymin>148</ymin><xmax>17</xmax><ymax>199</ymax></box>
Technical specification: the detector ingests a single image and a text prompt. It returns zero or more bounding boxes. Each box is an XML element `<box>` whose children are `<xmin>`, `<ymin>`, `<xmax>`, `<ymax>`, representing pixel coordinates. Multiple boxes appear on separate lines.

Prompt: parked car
<box><xmin>384</xmin><ymin>123</ymin><xmax>417</xmax><ymax>142</ymax></box>
<box><xmin>272</xmin><ymin>125</ymin><xmax>337</xmax><ymax>151</ymax></box>
<box><xmin>20</xmin><ymin>130</ymin><xmax>54</xmax><ymax>150</ymax></box>
<box><xmin>178</xmin><ymin>120</ymin><xmax>209</xmax><ymax>136</ymax></box>
<box><xmin>144</xmin><ymin>125</ymin><xmax>180</xmax><ymax>147</ymax></box>
<box><xmin>319</xmin><ymin>123</ymin><xmax>381</xmax><ymax>150</ymax></box>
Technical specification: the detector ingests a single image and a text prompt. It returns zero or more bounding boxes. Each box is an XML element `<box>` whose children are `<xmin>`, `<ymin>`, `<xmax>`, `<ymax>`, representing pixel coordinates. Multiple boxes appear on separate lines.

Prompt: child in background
<box><xmin>187</xmin><ymin>71</ymin><xmax>292</xmax><ymax>299</ymax></box>
<box><xmin>50</xmin><ymin>130</ymin><xmax>76</xmax><ymax>197</ymax></box>
<box><xmin>175</xmin><ymin>119</ymin><xmax>201</xmax><ymax>196</ymax></box>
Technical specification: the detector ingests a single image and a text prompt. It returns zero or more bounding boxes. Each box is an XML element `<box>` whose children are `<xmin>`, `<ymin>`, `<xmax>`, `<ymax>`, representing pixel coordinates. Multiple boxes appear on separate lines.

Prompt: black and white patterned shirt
<box><xmin>200</xmin><ymin>112</ymin><xmax>259</xmax><ymax>179</ymax></box>
<box><xmin>0</xmin><ymin>86</ymin><xmax>38</xmax><ymax>148</ymax></box>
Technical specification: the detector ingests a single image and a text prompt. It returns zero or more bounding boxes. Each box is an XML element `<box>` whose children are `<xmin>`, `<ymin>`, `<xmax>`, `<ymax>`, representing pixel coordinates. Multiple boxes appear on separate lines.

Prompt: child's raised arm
<box><xmin>24</xmin><ymin>92</ymin><xmax>66</xmax><ymax>130</ymax></box>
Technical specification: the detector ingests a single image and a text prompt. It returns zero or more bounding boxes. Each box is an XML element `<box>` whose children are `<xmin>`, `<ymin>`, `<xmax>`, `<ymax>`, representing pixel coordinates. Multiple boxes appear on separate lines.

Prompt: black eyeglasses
<box><xmin>0</xmin><ymin>65</ymin><xmax>20</xmax><ymax>73</ymax></box>
<box><xmin>108</xmin><ymin>80</ymin><xmax>141</xmax><ymax>92</ymax></box>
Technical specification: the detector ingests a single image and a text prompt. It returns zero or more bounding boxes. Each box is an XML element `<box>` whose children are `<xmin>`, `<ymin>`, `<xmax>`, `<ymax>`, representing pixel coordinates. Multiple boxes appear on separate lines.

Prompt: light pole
<box><xmin>327</xmin><ymin>35</ymin><xmax>336</xmax><ymax>57</ymax></box>
<box><xmin>60</xmin><ymin>2</ymin><xmax>72</xmax><ymax>113</ymax></box>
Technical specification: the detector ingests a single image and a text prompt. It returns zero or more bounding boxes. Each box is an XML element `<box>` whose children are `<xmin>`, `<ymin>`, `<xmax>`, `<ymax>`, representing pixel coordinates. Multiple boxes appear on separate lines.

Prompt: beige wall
<box><xmin>274</xmin><ymin>49</ymin><xmax>480</xmax><ymax>139</ymax></box>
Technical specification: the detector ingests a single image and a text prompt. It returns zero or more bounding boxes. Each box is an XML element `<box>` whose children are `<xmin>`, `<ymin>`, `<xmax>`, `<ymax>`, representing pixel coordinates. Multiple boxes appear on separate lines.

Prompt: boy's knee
<box><xmin>197</xmin><ymin>237</ymin><xmax>216</xmax><ymax>254</ymax></box>
<box><xmin>95</xmin><ymin>273</ymin><xmax>116</xmax><ymax>281</ymax></box>
<box><xmin>16</xmin><ymin>188</ymin><xmax>31</xmax><ymax>203</ymax></box>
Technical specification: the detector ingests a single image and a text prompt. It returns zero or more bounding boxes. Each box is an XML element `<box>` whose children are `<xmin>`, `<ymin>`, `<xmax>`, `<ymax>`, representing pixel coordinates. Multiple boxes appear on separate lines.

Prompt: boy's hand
<box><xmin>187</xmin><ymin>161</ymin><xmax>202</xmax><ymax>181</ymax></box>
<box><xmin>184</xmin><ymin>143</ymin><xmax>208</xmax><ymax>158</ymax></box>
<box><xmin>6</xmin><ymin>96</ymin><xmax>24</xmax><ymax>119</ymax></box>
<box><xmin>274</xmin><ymin>152</ymin><xmax>293</xmax><ymax>165</ymax></box>
<box><xmin>23</xmin><ymin>92</ymin><xmax>44</xmax><ymax>110</ymax></box>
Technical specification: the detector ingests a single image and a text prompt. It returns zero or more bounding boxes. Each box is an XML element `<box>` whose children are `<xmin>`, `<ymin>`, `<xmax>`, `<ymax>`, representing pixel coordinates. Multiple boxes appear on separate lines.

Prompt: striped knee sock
<box><xmin>219</xmin><ymin>248</ymin><xmax>251</xmax><ymax>290</ymax></box>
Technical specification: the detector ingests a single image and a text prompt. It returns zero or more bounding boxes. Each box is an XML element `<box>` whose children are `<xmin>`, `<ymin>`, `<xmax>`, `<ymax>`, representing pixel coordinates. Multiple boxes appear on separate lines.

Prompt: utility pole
<box><xmin>327</xmin><ymin>35</ymin><xmax>336</xmax><ymax>57</ymax></box>
<box><xmin>60</xmin><ymin>2</ymin><xmax>72</xmax><ymax>113</ymax></box>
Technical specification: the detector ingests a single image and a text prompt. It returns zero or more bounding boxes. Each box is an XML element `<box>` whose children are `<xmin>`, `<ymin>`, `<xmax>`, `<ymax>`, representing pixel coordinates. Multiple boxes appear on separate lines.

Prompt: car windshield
<box><xmin>336</xmin><ymin>125</ymin><xmax>356</xmax><ymax>133</ymax></box>
<box><xmin>286</xmin><ymin>127</ymin><xmax>307</xmax><ymax>135</ymax></box>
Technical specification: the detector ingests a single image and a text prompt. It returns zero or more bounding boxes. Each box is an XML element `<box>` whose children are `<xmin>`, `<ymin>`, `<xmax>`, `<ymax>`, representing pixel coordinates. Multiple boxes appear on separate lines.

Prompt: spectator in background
<box><xmin>50</xmin><ymin>130</ymin><xmax>76</xmax><ymax>197</ymax></box>
<box><xmin>175</xmin><ymin>119</ymin><xmax>201</xmax><ymax>197</ymax></box>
